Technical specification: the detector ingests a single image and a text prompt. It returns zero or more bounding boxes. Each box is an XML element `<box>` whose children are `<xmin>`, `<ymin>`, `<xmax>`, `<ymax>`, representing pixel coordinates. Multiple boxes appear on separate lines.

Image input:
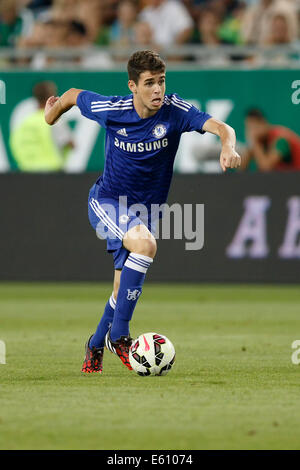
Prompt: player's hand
<box><xmin>45</xmin><ymin>96</ymin><xmax>59</xmax><ymax>114</ymax></box>
<box><xmin>45</xmin><ymin>96</ymin><xmax>62</xmax><ymax>125</ymax></box>
<box><xmin>220</xmin><ymin>146</ymin><xmax>241</xmax><ymax>172</ymax></box>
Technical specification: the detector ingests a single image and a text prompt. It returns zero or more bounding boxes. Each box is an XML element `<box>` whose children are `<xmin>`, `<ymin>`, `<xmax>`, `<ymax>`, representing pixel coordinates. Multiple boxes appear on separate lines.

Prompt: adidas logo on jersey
<box><xmin>117</xmin><ymin>128</ymin><xmax>128</xmax><ymax>137</ymax></box>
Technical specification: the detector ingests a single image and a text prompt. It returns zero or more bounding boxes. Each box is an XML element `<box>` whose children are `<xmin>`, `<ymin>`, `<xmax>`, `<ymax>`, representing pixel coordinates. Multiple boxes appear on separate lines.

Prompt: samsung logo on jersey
<box><xmin>114</xmin><ymin>137</ymin><xmax>168</xmax><ymax>153</ymax></box>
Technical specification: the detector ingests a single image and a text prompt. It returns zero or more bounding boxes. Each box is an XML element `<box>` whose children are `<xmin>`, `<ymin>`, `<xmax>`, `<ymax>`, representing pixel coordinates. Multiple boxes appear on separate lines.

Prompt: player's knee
<box><xmin>123</xmin><ymin>225</ymin><xmax>157</xmax><ymax>258</ymax></box>
<box><xmin>135</xmin><ymin>238</ymin><xmax>157</xmax><ymax>258</ymax></box>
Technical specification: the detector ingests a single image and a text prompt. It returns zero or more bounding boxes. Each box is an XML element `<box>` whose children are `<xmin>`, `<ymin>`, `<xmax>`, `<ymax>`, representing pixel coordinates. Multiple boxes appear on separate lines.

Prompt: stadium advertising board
<box><xmin>0</xmin><ymin>70</ymin><xmax>300</xmax><ymax>172</ymax></box>
<box><xmin>0</xmin><ymin>172</ymin><xmax>299</xmax><ymax>282</ymax></box>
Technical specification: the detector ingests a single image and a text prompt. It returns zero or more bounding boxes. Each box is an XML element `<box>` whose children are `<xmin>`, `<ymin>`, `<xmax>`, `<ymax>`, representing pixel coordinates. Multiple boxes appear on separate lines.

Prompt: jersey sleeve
<box><xmin>76</xmin><ymin>90</ymin><xmax>120</xmax><ymax>128</ymax></box>
<box><xmin>171</xmin><ymin>94</ymin><xmax>212</xmax><ymax>134</ymax></box>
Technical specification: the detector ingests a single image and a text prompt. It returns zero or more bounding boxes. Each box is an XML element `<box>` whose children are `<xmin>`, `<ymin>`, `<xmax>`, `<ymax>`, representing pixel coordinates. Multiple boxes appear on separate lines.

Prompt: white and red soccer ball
<box><xmin>129</xmin><ymin>332</ymin><xmax>175</xmax><ymax>376</ymax></box>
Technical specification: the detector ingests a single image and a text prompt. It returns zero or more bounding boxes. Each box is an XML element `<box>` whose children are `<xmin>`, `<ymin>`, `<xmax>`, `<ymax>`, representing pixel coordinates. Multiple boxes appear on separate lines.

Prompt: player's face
<box><xmin>130</xmin><ymin>71</ymin><xmax>166</xmax><ymax>114</ymax></box>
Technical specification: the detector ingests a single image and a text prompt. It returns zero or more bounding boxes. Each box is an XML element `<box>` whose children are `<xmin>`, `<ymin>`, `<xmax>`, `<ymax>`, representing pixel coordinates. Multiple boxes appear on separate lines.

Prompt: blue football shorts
<box><xmin>88</xmin><ymin>183</ymin><xmax>157</xmax><ymax>270</ymax></box>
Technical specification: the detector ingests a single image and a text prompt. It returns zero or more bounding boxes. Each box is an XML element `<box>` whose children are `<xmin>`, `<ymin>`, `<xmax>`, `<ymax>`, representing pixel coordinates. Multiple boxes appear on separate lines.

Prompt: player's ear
<box><xmin>128</xmin><ymin>79</ymin><xmax>137</xmax><ymax>94</ymax></box>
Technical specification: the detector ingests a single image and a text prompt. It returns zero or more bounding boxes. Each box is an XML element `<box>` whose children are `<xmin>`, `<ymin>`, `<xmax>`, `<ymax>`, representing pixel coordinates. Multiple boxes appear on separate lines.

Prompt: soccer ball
<box><xmin>129</xmin><ymin>332</ymin><xmax>175</xmax><ymax>376</ymax></box>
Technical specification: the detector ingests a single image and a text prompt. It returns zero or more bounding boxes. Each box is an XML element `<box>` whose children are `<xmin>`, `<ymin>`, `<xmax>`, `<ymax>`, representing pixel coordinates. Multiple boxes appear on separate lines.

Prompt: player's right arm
<box><xmin>44</xmin><ymin>88</ymin><xmax>83</xmax><ymax>125</ymax></box>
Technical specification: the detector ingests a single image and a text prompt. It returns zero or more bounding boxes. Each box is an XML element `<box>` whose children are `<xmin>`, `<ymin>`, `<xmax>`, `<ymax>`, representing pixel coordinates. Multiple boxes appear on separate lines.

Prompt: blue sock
<box><xmin>110</xmin><ymin>253</ymin><xmax>153</xmax><ymax>341</ymax></box>
<box><xmin>90</xmin><ymin>293</ymin><xmax>116</xmax><ymax>348</ymax></box>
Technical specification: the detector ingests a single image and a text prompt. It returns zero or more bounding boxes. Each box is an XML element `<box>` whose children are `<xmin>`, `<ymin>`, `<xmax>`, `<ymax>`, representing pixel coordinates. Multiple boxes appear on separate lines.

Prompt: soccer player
<box><xmin>44</xmin><ymin>50</ymin><xmax>241</xmax><ymax>373</ymax></box>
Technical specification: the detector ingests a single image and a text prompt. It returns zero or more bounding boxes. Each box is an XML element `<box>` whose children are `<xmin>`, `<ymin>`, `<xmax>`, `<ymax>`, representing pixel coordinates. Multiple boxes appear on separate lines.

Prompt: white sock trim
<box><xmin>125</xmin><ymin>252</ymin><xmax>153</xmax><ymax>274</ymax></box>
<box><xmin>109</xmin><ymin>293</ymin><xmax>116</xmax><ymax>309</ymax></box>
<box><xmin>129</xmin><ymin>253</ymin><xmax>153</xmax><ymax>264</ymax></box>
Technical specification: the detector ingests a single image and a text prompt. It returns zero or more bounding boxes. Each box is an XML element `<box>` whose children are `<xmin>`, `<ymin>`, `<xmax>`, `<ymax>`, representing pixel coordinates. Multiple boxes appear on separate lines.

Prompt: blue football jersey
<box><xmin>77</xmin><ymin>91</ymin><xmax>211</xmax><ymax>212</ymax></box>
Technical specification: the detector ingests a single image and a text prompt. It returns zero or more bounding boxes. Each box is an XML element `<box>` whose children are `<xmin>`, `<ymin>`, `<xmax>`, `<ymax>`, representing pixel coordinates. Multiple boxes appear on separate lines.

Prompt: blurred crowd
<box><xmin>1</xmin><ymin>0</ymin><xmax>300</xmax><ymax>67</ymax></box>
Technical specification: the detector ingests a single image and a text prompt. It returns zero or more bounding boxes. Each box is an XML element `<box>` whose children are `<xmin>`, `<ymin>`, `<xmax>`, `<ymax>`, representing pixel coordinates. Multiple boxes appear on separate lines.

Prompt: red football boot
<box><xmin>81</xmin><ymin>336</ymin><xmax>104</xmax><ymax>374</ymax></box>
<box><xmin>105</xmin><ymin>330</ymin><xmax>133</xmax><ymax>371</ymax></box>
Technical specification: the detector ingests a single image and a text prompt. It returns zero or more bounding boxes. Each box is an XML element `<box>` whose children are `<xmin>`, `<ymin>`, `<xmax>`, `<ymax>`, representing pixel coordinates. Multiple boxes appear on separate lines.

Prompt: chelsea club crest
<box><xmin>152</xmin><ymin>123</ymin><xmax>167</xmax><ymax>139</ymax></box>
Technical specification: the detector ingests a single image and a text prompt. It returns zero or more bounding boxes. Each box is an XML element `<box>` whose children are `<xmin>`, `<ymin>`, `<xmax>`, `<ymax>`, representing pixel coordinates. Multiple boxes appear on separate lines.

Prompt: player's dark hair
<box><xmin>245</xmin><ymin>108</ymin><xmax>266</xmax><ymax>120</ymax></box>
<box><xmin>127</xmin><ymin>50</ymin><xmax>166</xmax><ymax>84</ymax></box>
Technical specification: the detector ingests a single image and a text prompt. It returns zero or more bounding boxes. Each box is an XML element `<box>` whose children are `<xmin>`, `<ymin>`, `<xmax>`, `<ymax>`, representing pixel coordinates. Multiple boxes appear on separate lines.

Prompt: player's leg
<box><xmin>89</xmin><ymin>269</ymin><xmax>121</xmax><ymax>348</ymax></box>
<box><xmin>110</xmin><ymin>224</ymin><xmax>156</xmax><ymax>340</ymax></box>
<box><xmin>82</xmin><ymin>188</ymin><xmax>124</xmax><ymax>374</ymax></box>
<box><xmin>81</xmin><ymin>270</ymin><xmax>120</xmax><ymax>374</ymax></box>
<box><xmin>113</xmin><ymin>268</ymin><xmax>121</xmax><ymax>300</ymax></box>
<box><xmin>84</xmin><ymin>190</ymin><xmax>156</xmax><ymax>371</ymax></box>
<box><xmin>105</xmin><ymin>224</ymin><xmax>156</xmax><ymax>369</ymax></box>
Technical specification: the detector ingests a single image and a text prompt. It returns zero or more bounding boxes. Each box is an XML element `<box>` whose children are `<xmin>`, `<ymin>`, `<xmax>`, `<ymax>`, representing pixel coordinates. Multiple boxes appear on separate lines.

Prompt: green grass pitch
<box><xmin>1</xmin><ymin>283</ymin><xmax>300</xmax><ymax>450</ymax></box>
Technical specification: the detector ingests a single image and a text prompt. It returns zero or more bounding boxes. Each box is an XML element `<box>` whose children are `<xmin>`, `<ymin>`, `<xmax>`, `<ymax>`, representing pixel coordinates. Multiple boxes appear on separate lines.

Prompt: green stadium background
<box><xmin>1</xmin><ymin>69</ymin><xmax>300</xmax><ymax>171</ymax></box>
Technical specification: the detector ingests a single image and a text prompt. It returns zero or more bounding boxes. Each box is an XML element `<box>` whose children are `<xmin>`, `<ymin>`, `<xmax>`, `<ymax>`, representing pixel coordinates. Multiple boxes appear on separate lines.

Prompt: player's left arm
<box><xmin>202</xmin><ymin>117</ymin><xmax>241</xmax><ymax>172</ymax></box>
